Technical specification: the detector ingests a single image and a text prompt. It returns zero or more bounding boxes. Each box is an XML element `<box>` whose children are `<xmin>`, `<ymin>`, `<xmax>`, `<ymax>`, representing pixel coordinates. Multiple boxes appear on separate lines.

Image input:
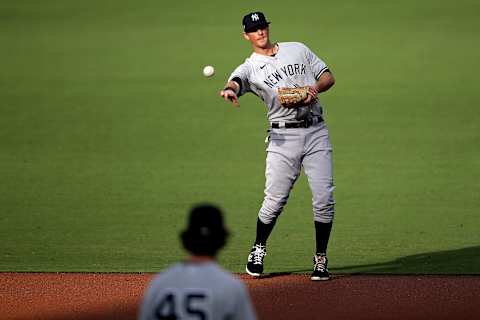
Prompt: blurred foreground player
<box><xmin>138</xmin><ymin>204</ymin><xmax>256</xmax><ymax>320</ymax></box>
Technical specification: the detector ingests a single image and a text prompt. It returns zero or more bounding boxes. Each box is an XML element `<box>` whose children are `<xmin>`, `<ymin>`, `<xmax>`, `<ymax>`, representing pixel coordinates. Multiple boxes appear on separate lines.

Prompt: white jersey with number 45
<box><xmin>228</xmin><ymin>42</ymin><xmax>329</xmax><ymax>122</ymax></box>
<box><xmin>138</xmin><ymin>261</ymin><xmax>256</xmax><ymax>320</ymax></box>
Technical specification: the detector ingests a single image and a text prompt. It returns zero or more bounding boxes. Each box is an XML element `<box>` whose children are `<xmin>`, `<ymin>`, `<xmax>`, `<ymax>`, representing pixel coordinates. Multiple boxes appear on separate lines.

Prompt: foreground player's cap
<box><xmin>243</xmin><ymin>11</ymin><xmax>270</xmax><ymax>33</ymax></box>
<box><xmin>183</xmin><ymin>204</ymin><xmax>229</xmax><ymax>240</ymax></box>
<box><xmin>181</xmin><ymin>204</ymin><xmax>230</xmax><ymax>256</ymax></box>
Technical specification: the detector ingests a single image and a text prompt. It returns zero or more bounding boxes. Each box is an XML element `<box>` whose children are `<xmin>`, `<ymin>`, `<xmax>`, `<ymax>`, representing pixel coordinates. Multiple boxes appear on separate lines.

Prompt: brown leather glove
<box><xmin>277</xmin><ymin>87</ymin><xmax>309</xmax><ymax>108</ymax></box>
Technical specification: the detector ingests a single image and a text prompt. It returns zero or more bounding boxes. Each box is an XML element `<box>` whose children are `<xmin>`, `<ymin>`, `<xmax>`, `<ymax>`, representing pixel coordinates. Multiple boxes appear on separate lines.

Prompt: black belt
<box><xmin>271</xmin><ymin>116</ymin><xmax>323</xmax><ymax>129</ymax></box>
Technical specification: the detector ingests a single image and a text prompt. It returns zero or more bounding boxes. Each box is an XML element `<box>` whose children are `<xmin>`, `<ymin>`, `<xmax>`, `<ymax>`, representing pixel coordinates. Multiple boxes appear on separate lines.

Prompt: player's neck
<box><xmin>253</xmin><ymin>42</ymin><xmax>277</xmax><ymax>56</ymax></box>
<box><xmin>187</xmin><ymin>255</ymin><xmax>215</xmax><ymax>263</ymax></box>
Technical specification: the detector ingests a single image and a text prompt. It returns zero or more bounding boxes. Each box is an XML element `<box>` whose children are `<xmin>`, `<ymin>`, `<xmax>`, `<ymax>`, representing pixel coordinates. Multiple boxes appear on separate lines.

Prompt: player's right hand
<box><xmin>304</xmin><ymin>86</ymin><xmax>319</xmax><ymax>104</ymax></box>
<box><xmin>220</xmin><ymin>89</ymin><xmax>240</xmax><ymax>107</ymax></box>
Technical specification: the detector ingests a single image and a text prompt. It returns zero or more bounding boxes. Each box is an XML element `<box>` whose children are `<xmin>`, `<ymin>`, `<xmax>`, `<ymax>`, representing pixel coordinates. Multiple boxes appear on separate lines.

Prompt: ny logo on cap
<box><xmin>251</xmin><ymin>13</ymin><xmax>259</xmax><ymax>21</ymax></box>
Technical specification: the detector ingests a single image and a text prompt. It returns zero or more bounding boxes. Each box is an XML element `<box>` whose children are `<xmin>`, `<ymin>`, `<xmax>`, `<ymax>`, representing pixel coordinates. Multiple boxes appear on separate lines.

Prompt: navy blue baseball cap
<box><xmin>243</xmin><ymin>11</ymin><xmax>270</xmax><ymax>33</ymax></box>
<box><xmin>181</xmin><ymin>204</ymin><xmax>230</xmax><ymax>256</ymax></box>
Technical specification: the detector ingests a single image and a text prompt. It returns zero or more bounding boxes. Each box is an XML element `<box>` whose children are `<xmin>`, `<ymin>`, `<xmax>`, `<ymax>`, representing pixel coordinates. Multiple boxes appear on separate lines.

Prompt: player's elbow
<box><xmin>326</xmin><ymin>72</ymin><xmax>335</xmax><ymax>88</ymax></box>
<box><xmin>318</xmin><ymin>71</ymin><xmax>335</xmax><ymax>91</ymax></box>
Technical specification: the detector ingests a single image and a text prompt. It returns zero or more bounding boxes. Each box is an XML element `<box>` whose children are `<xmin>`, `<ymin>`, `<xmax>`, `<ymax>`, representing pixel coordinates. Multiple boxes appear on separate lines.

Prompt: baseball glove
<box><xmin>278</xmin><ymin>87</ymin><xmax>310</xmax><ymax>108</ymax></box>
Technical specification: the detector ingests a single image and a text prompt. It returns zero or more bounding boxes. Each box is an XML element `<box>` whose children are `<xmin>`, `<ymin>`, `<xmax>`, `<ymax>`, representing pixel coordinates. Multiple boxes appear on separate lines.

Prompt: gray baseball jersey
<box><xmin>226</xmin><ymin>41</ymin><xmax>335</xmax><ymax>225</ymax></box>
<box><xmin>138</xmin><ymin>261</ymin><xmax>256</xmax><ymax>320</ymax></box>
<box><xmin>228</xmin><ymin>42</ymin><xmax>329</xmax><ymax>122</ymax></box>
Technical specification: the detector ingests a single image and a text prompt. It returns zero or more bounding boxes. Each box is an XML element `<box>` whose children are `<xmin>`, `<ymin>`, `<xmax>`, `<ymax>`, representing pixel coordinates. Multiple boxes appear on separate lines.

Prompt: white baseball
<box><xmin>203</xmin><ymin>65</ymin><xmax>215</xmax><ymax>77</ymax></box>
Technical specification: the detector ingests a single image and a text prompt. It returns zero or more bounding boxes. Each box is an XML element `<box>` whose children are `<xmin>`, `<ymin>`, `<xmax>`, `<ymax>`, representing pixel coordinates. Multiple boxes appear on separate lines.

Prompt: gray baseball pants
<box><xmin>258</xmin><ymin>121</ymin><xmax>335</xmax><ymax>224</ymax></box>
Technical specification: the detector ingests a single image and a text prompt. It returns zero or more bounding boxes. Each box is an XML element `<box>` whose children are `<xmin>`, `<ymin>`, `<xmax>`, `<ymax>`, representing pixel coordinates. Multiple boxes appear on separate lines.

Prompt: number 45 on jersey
<box><xmin>154</xmin><ymin>289</ymin><xmax>210</xmax><ymax>320</ymax></box>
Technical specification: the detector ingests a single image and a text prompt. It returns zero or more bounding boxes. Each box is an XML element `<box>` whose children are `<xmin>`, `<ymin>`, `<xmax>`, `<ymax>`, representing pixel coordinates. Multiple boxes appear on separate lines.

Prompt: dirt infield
<box><xmin>1</xmin><ymin>273</ymin><xmax>480</xmax><ymax>320</ymax></box>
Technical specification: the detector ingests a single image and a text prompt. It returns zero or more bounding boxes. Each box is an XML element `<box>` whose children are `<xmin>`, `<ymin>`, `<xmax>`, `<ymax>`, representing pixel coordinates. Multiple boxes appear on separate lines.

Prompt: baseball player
<box><xmin>220</xmin><ymin>12</ymin><xmax>336</xmax><ymax>281</ymax></box>
<box><xmin>138</xmin><ymin>204</ymin><xmax>256</xmax><ymax>320</ymax></box>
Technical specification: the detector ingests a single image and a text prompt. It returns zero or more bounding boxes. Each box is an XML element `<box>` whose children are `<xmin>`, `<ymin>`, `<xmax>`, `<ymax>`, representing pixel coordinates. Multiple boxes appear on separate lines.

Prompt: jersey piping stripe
<box><xmin>315</xmin><ymin>67</ymin><xmax>329</xmax><ymax>80</ymax></box>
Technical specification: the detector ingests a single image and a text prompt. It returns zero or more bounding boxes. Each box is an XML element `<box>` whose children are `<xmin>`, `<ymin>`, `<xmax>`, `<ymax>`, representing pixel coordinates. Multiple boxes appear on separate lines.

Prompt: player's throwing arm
<box><xmin>220</xmin><ymin>81</ymin><xmax>240</xmax><ymax>107</ymax></box>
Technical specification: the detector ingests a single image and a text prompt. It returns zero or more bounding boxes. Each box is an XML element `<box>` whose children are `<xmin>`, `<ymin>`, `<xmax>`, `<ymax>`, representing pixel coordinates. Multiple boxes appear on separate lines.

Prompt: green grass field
<box><xmin>1</xmin><ymin>0</ymin><xmax>479</xmax><ymax>273</ymax></box>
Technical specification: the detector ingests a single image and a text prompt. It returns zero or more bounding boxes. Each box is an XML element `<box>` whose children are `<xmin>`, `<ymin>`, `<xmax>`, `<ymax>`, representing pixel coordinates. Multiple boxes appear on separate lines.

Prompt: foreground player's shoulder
<box><xmin>148</xmin><ymin>263</ymin><xmax>182</xmax><ymax>287</ymax></box>
<box><xmin>210</xmin><ymin>262</ymin><xmax>239</xmax><ymax>281</ymax></box>
<box><xmin>210</xmin><ymin>263</ymin><xmax>246</xmax><ymax>290</ymax></box>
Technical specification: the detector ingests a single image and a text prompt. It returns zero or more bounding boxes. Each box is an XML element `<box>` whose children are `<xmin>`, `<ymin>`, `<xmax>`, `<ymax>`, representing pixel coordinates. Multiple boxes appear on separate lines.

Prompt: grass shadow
<box><xmin>331</xmin><ymin>245</ymin><xmax>480</xmax><ymax>274</ymax></box>
<box><xmin>254</xmin><ymin>246</ymin><xmax>480</xmax><ymax>276</ymax></box>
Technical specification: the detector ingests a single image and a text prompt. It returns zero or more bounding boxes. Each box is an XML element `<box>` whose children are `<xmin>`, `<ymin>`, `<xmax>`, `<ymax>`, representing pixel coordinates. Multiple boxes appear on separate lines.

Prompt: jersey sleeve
<box><xmin>228</xmin><ymin>62</ymin><xmax>252</xmax><ymax>97</ymax></box>
<box><xmin>137</xmin><ymin>281</ymin><xmax>157</xmax><ymax>320</ymax></box>
<box><xmin>304</xmin><ymin>44</ymin><xmax>329</xmax><ymax>80</ymax></box>
<box><xmin>231</xmin><ymin>281</ymin><xmax>257</xmax><ymax>320</ymax></box>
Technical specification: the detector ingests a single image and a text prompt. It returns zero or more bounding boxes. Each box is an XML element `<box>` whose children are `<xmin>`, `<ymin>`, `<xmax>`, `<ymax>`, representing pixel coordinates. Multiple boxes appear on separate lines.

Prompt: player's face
<box><xmin>243</xmin><ymin>26</ymin><xmax>270</xmax><ymax>49</ymax></box>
